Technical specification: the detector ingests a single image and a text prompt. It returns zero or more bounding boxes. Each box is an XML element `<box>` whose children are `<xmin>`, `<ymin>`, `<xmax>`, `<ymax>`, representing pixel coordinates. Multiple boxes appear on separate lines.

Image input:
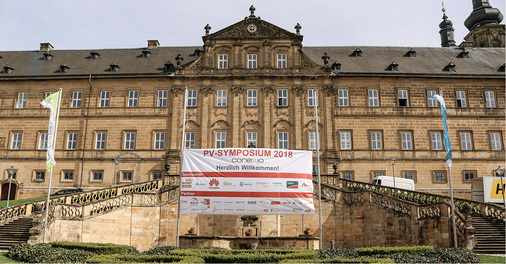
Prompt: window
<box><xmin>152</xmin><ymin>172</ymin><xmax>163</xmax><ymax>180</ymax></box>
<box><xmin>71</xmin><ymin>91</ymin><xmax>82</xmax><ymax>108</ymax></box>
<box><xmin>433</xmin><ymin>171</ymin><xmax>447</xmax><ymax>183</ymax></box>
<box><xmin>401</xmin><ymin>131</ymin><xmax>413</xmax><ymax>150</ymax></box>
<box><xmin>309</xmin><ymin>132</ymin><xmax>319</xmax><ymax>150</ymax></box>
<box><xmin>490</xmin><ymin>132</ymin><xmax>502</xmax><ymax>150</ymax></box>
<box><xmin>186</xmin><ymin>132</ymin><xmax>196</xmax><ymax>149</ymax></box>
<box><xmin>63</xmin><ymin>171</ymin><xmax>74</xmax><ymax>181</ymax></box>
<box><xmin>154</xmin><ymin>132</ymin><xmax>165</xmax><ymax>150</ymax></box>
<box><xmin>460</xmin><ymin>132</ymin><xmax>473</xmax><ymax>150</ymax></box>
<box><xmin>277</xmin><ymin>54</ymin><xmax>287</xmax><ymax>68</ymax></box>
<box><xmin>99</xmin><ymin>91</ymin><xmax>110</xmax><ymax>107</ymax></box>
<box><xmin>308</xmin><ymin>89</ymin><xmax>318</xmax><ymax>107</ymax></box>
<box><xmin>427</xmin><ymin>90</ymin><xmax>438</xmax><ymax>107</ymax></box>
<box><xmin>340</xmin><ymin>131</ymin><xmax>352</xmax><ymax>150</ymax></box>
<box><xmin>11</xmin><ymin>133</ymin><xmax>22</xmax><ymax>150</ymax></box>
<box><xmin>247</xmin><ymin>54</ymin><xmax>257</xmax><ymax>69</ymax></box>
<box><xmin>218</xmin><ymin>54</ymin><xmax>228</xmax><ymax>69</ymax></box>
<box><xmin>370</xmin><ymin>131</ymin><xmax>382</xmax><ymax>150</ymax></box>
<box><xmin>247</xmin><ymin>132</ymin><xmax>257</xmax><ymax>148</ymax></box>
<box><xmin>312</xmin><ymin>165</ymin><xmax>320</xmax><ymax>175</ymax></box>
<box><xmin>485</xmin><ymin>91</ymin><xmax>496</xmax><ymax>108</ymax></box>
<box><xmin>456</xmin><ymin>91</ymin><xmax>467</xmax><ymax>107</ymax></box>
<box><xmin>35</xmin><ymin>171</ymin><xmax>45</xmax><ymax>181</ymax></box>
<box><xmin>95</xmin><ymin>132</ymin><xmax>106</xmax><ymax>150</ymax></box>
<box><xmin>278</xmin><ymin>132</ymin><xmax>289</xmax><ymax>149</ymax></box>
<box><xmin>44</xmin><ymin>92</ymin><xmax>53</xmax><ymax>98</ymax></box>
<box><xmin>368</xmin><ymin>89</ymin><xmax>379</xmax><ymax>107</ymax></box>
<box><xmin>341</xmin><ymin>171</ymin><xmax>354</xmax><ymax>180</ymax></box>
<box><xmin>17</xmin><ymin>92</ymin><xmax>27</xmax><ymax>108</ymax></box>
<box><xmin>338</xmin><ymin>89</ymin><xmax>349</xmax><ymax>106</ymax></box>
<box><xmin>187</xmin><ymin>90</ymin><xmax>197</xmax><ymax>107</ymax></box>
<box><xmin>431</xmin><ymin>132</ymin><xmax>443</xmax><ymax>150</ymax></box>
<box><xmin>128</xmin><ymin>90</ymin><xmax>138</xmax><ymax>107</ymax></box>
<box><xmin>215</xmin><ymin>132</ymin><xmax>226</xmax><ymax>149</ymax></box>
<box><xmin>398</xmin><ymin>90</ymin><xmax>409</xmax><ymax>107</ymax></box>
<box><xmin>217</xmin><ymin>89</ymin><xmax>227</xmax><ymax>106</ymax></box>
<box><xmin>403</xmin><ymin>171</ymin><xmax>417</xmax><ymax>183</ymax></box>
<box><xmin>39</xmin><ymin>133</ymin><xmax>48</xmax><ymax>150</ymax></box>
<box><xmin>371</xmin><ymin>171</ymin><xmax>386</xmax><ymax>180</ymax></box>
<box><xmin>92</xmin><ymin>171</ymin><xmax>103</xmax><ymax>181</ymax></box>
<box><xmin>277</xmin><ymin>89</ymin><xmax>288</xmax><ymax>107</ymax></box>
<box><xmin>247</xmin><ymin>89</ymin><xmax>257</xmax><ymax>106</ymax></box>
<box><xmin>157</xmin><ymin>90</ymin><xmax>168</xmax><ymax>107</ymax></box>
<box><xmin>124</xmin><ymin>132</ymin><xmax>136</xmax><ymax>150</ymax></box>
<box><xmin>122</xmin><ymin>172</ymin><xmax>133</xmax><ymax>181</ymax></box>
<box><xmin>67</xmin><ymin>132</ymin><xmax>78</xmax><ymax>150</ymax></box>
<box><xmin>463</xmin><ymin>171</ymin><xmax>476</xmax><ymax>182</ymax></box>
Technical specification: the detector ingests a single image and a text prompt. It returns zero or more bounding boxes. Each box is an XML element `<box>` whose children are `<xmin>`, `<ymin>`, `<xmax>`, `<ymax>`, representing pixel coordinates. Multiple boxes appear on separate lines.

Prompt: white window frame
<box><xmin>11</xmin><ymin>133</ymin><xmax>22</xmax><ymax>150</ymax></box>
<box><xmin>338</xmin><ymin>89</ymin><xmax>349</xmax><ymax>107</ymax></box>
<box><xmin>247</xmin><ymin>89</ymin><xmax>257</xmax><ymax>106</ymax></box>
<box><xmin>217</xmin><ymin>89</ymin><xmax>227</xmax><ymax>107</ymax></box>
<box><xmin>67</xmin><ymin>132</ymin><xmax>77</xmax><ymax>150</ymax></box>
<box><xmin>308</xmin><ymin>89</ymin><xmax>318</xmax><ymax>107</ymax></box>
<box><xmin>277</xmin><ymin>54</ymin><xmax>287</xmax><ymax>69</ymax></box>
<box><xmin>154</xmin><ymin>132</ymin><xmax>165</xmax><ymax>150</ymax></box>
<box><xmin>277</xmin><ymin>89</ymin><xmax>288</xmax><ymax>107</ymax></box>
<box><xmin>218</xmin><ymin>54</ymin><xmax>228</xmax><ymax>69</ymax></box>
<box><xmin>17</xmin><ymin>92</ymin><xmax>27</xmax><ymax>108</ymax></box>
<box><xmin>63</xmin><ymin>171</ymin><xmax>74</xmax><ymax>181</ymax></box>
<box><xmin>215</xmin><ymin>132</ymin><xmax>226</xmax><ymax>149</ymax></box>
<box><xmin>401</xmin><ymin>131</ymin><xmax>413</xmax><ymax>150</ymax></box>
<box><xmin>371</xmin><ymin>131</ymin><xmax>382</xmax><ymax>150</ymax></box>
<box><xmin>460</xmin><ymin>132</ymin><xmax>472</xmax><ymax>150</ymax></box>
<box><xmin>434</xmin><ymin>171</ymin><xmax>447</xmax><ymax>182</ymax></box>
<box><xmin>427</xmin><ymin>90</ymin><xmax>438</xmax><ymax>107</ymax></box>
<box><xmin>368</xmin><ymin>89</ymin><xmax>379</xmax><ymax>107</ymax></box>
<box><xmin>157</xmin><ymin>90</ymin><xmax>168</xmax><ymax>107</ymax></box>
<box><xmin>247</xmin><ymin>54</ymin><xmax>257</xmax><ymax>69</ymax></box>
<box><xmin>341</xmin><ymin>171</ymin><xmax>354</xmax><ymax>180</ymax></box>
<box><xmin>490</xmin><ymin>132</ymin><xmax>502</xmax><ymax>150</ymax></box>
<box><xmin>124</xmin><ymin>132</ymin><xmax>136</xmax><ymax>150</ymax></box>
<box><xmin>186</xmin><ymin>132</ymin><xmax>196</xmax><ymax>149</ymax></box>
<box><xmin>247</xmin><ymin>132</ymin><xmax>257</xmax><ymax>148</ymax></box>
<box><xmin>71</xmin><ymin>91</ymin><xmax>82</xmax><ymax>108</ymax></box>
<box><xmin>278</xmin><ymin>132</ymin><xmax>289</xmax><ymax>149</ymax></box>
<box><xmin>122</xmin><ymin>171</ymin><xmax>133</xmax><ymax>181</ymax></box>
<box><xmin>340</xmin><ymin>131</ymin><xmax>352</xmax><ymax>150</ymax></box>
<box><xmin>39</xmin><ymin>133</ymin><xmax>49</xmax><ymax>150</ymax></box>
<box><xmin>99</xmin><ymin>91</ymin><xmax>110</xmax><ymax>107</ymax></box>
<box><xmin>485</xmin><ymin>91</ymin><xmax>496</xmax><ymax>108</ymax></box>
<box><xmin>35</xmin><ymin>171</ymin><xmax>45</xmax><ymax>181</ymax></box>
<box><xmin>309</xmin><ymin>132</ymin><xmax>319</xmax><ymax>150</ymax></box>
<box><xmin>187</xmin><ymin>90</ymin><xmax>197</xmax><ymax>107</ymax></box>
<box><xmin>431</xmin><ymin>132</ymin><xmax>443</xmax><ymax>150</ymax></box>
<box><xmin>398</xmin><ymin>90</ymin><xmax>409</xmax><ymax>107</ymax></box>
<box><xmin>128</xmin><ymin>90</ymin><xmax>139</xmax><ymax>107</ymax></box>
<box><xmin>456</xmin><ymin>91</ymin><xmax>467</xmax><ymax>108</ymax></box>
<box><xmin>152</xmin><ymin>172</ymin><xmax>163</xmax><ymax>180</ymax></box>
<box><xmin>92</xmin><ymin>171</ymin><xmax>103</xmax><ymax>181</ymax></box>
<box><xmin>95</xmin><ymin>132</ymin><xmax>106</xmax><ymax>150</ymax></box>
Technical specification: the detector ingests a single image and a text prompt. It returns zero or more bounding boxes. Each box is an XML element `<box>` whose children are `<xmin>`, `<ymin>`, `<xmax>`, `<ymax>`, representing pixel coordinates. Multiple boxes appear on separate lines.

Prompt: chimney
<box><xmin>40</xmin><ymin>43</ymin><xmax>54</xmax><ymax>52</ymax></box>
<box><xmin>147</xmin><ymin>40</ymin><xmax>160</xmax><ymax>49</ymax></box>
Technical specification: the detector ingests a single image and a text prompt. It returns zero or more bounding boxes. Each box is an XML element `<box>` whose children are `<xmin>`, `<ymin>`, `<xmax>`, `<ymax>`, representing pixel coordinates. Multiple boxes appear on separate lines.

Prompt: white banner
<box><xmin>180</xmin><ymin>148</ymin><xmax>315</xmax><ymax>215</ymax></box>
<box><xmin>40</xmin><ymin>91</ymin><xmax>60</xmax><ymax>172</ymax></box>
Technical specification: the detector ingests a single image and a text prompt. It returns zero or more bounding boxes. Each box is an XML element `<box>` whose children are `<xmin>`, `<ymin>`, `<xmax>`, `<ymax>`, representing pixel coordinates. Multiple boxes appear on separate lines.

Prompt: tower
<box><xmin>464</xmin><ymin>0</ymin><xmax>505</xmax><ymax>47</ymax></box>
<box><xmin>439</xmin><ymin>6</ymin><xmax>456</xmax><ymax>47</ymax></box>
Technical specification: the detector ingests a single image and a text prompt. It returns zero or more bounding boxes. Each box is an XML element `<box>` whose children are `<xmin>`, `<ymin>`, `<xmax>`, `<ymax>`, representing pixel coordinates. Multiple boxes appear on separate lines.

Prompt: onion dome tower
<box><xmin>464</xmin><ymin>0</ymin><xmax>504</xmax><ymax>47</ymax></box>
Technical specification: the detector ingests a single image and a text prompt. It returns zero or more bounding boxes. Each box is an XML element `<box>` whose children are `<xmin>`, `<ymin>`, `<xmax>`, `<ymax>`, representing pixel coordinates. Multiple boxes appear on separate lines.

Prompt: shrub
<box><xmin>280</xmin><ymin>257</ymin><xmax>395</xmax><ymax>263</ymax></box>
<box><xmin>86</xmin><ymin>254</ymin><xmax>204</xmax><ymax>263</ymax></box>
<box><xmin>8</xmin><ymin>243</ymin><xmax>94</xmax><ymax>263</ymax></box>
<box><xmin>356</xmin><ymin>245</ymin><xmax>433</xmax><ymax>256</ymax></box>
<box><xmin>319</xmin><ymin>248</ymin><xmax>359</xmax><ymax>259</ymax></box>
<box><xmin>142</xmin><ymin>245</ymin><xmax>176</xmax><ymax>255</ymax></box>
<box><xmin>51</xmin><ymin>241</ymin><xmax>138</xmax><ymax>254</ymax></box>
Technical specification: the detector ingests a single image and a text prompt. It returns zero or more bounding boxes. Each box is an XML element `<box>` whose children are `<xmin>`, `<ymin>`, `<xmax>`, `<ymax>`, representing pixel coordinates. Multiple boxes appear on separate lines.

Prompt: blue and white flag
<box><xmin>40</xmin><ymin>91</ymin><xmax>60</xmax><ymax>171</ymax></box>
<box><xmin>432</xmin><ymin>94</ymin><xmax>453</xmax><ymax>167</ymax></box>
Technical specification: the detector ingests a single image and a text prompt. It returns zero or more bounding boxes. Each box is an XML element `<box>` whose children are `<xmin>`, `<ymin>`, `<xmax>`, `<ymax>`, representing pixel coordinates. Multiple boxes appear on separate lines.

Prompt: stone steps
<box><xmin>471</xmin><ymin>215</ymin><xmax>505</xmax><ymax>255</ymax></box>
<box><xmin>0</xmin><ymin>217</ymin><xmax>32</xmax><ymax>251</ymax></box>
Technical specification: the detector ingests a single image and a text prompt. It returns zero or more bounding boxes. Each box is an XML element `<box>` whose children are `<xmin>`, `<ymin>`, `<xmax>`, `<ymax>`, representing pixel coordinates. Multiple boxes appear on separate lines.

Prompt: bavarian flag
<box><xmin>432</xmin><ymin>94</ymin><xmax>453</xmax><ymax>167</ymax></box>
<box><xmin>40</xmin><ymin>91</ymin><xmax>60</xmax><ymax>171</ymax></box>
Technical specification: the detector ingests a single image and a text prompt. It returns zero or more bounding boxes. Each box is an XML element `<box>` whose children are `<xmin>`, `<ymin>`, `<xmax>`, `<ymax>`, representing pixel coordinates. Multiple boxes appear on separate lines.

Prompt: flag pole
<box><xmin>176</xmin><ymin>87</ymin><xmax>188</xmax><ymax>248</ymax></box>
<box><xmin>448</xmin><ymin>164</ymin><xmax>458</xmax><ymax>247</ymax></box>
<box><xmin>42</xmin><ymin>88</ymin><xmax>62</xmax><ymax>243</ymax></box>
<box><xmin>314</xmin><ymin>91</ymin><xmax>323</xmax><ymax>249</ymax></box>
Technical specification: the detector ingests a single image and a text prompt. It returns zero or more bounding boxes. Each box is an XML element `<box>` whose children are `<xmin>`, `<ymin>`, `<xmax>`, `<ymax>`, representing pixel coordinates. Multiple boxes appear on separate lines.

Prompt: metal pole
<box><xmin>176</xmin><ymin>87</ymin><xmax>189</xmax><ymax>248</ymax></box>
<box><xmin>6</xmin><ymin>169</ymin><xmax>13</xmax><ymax>208</ymax></box>
<box><xmin>448</xmin><ymin>164</ymin><xmax>458</xmax><ymax>248</ymax></box>
<box><xmin>114</xmin><ymin>157</ymin><xmax>119</xmax><ymax>187</ymax></box>
<box><xmin>314</xmin><ymin>92</ymin><xmax>323</xmax><ymax>249</ymax></box>
<box><xmin>391</xmin><ymin>158</ymin><xmax>396</xmax><ymax>189</ymax></box>
<box><xmin>80</xmin><ymin>75</ymin><xmax>92</xmax><ymax>188</ymax></box>
<box><xmin>501</xmin><ymin>175</ymin><xmax>505</xmax><ymax>208</ymax></box>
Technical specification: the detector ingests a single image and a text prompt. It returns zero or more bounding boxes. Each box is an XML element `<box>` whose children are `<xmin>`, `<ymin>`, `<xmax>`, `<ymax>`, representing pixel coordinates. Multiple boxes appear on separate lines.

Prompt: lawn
<box><xmin>0</xmin><ymin>252</ymin><xmax>19</xmax><ymax>263</ymax></box>
<box><xmin>0</xmin><ymin>196</ymin><xmax>45</xmax><ymax>209</ymax></box>
<box><xmin>479</xmin><ymin>254</ymin><xmax>506</xmax><ymax>263</ymax></box>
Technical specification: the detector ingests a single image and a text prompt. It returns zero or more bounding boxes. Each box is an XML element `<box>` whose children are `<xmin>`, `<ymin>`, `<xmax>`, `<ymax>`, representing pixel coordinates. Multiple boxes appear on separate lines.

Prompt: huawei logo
<box><xmin>209</xmin><ymin>178</ymin><xmax>220</xmax><ymax>186</ymax></box>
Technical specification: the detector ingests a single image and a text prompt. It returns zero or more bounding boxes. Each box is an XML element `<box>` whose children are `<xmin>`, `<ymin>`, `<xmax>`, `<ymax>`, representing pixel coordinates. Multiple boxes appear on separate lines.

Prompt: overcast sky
<box><xmin>1</xmin><ymin>0</ymin><xmax>505</xmax><ymax>51</ymax></box>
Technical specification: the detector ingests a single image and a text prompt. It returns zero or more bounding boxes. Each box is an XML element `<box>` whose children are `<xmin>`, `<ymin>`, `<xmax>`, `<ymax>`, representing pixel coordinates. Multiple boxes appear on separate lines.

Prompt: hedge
<box><xmin>356</xmin><ymin>246</ymin><xmax>434</xmax><ymax>255</ymax></box>
<box><xmin>86</xmin><ymin>254</ymin><xmax>204</xmax><ymax>263</ymax></box>
<box><xmin>280</xmin><ymin>257</ymin><xmax>395</xmax><ymax>263</ymax></box>
<box><xmin>51</xmin><ymin>241</ymin><xmax>138</xmax><ymax>254</ymax></box>
<box><xmin>7</xmin><ymin>243</ymin><xmax>94</xmax><ymax>263</ymax></box>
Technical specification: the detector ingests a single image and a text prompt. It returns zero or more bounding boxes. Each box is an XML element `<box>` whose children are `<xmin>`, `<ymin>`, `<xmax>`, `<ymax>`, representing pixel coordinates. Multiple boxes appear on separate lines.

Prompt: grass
<box><xmin>0</xmin><ymin>196</ymin><xmax>45</xmax><ymax>209</ymax></box>
<box><xmin>479</xmin><ymin>254</ymin><xmax>506</xmax><ymax>263</ymax></box>
<box><xmin>0</xmin><ymin>252</ymin><xmax>19</xmax><ymax>263</ymax></box>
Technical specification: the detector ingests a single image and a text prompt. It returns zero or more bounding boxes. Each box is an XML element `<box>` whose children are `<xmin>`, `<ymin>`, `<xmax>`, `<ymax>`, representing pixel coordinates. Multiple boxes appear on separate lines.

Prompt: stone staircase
<box><xmin>0</xmin><ymin>217</ymin><xmax>32</xmax><ymax>250</ymax></box>
<box><xmin>471</xmin><ymin>215</ymin><xmax>505</xmax><ymax>254</ymax></box>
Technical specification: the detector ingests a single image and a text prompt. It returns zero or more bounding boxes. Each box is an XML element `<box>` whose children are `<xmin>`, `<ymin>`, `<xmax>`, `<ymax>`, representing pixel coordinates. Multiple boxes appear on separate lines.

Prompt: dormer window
<box><xmin>142</xmin><ymin>49</ymin><xmax>151</xmax><ymax>58</ymax></box>
<box><xmin>3</xmin><ymin>65</ymin><xmax>13</xmax><ymax>74</ymax></box>
<box><xmin>350</xmin><ymin>48</ymin><xmax>362</xmax><ymax>57</ymax></box>
<box><xmin>42</xmin><ymin>52</ymin><xmax>53</xmax><ymax>60</ymax></box>
<box><xmin>164</xmin><ymin>61</ymin><xmax>175</xmax><ymax>72</ymax></box>
<box><xmin>193</xmin><ymin>48</ymin><xmax>203</xmax><ymax>57</ymax></box>
<box><xmin>218</xmin><ymin>54</ymin><xmax>228</xmax><ymax>69</ymax></box>
<box><xmin>331</xmin><ymin>62</ymin><xmax>341</xmax><ymax>71</ymax></box>
<box><xmin>277</xmin><ymin>54</ymin><xmax>287</xmax><ymax>68</ymax></box>
<box><xmin>405</xmin><ymin>48</ymin><xmax>416</xmax><ymax>57</ymax></box>
<box><xmin>59</xmin><ymin>64</ymin><xmax>70</xmax><ymax>73</ymax></box>
<box><xmin>498</xmin><ymin>63</ymin><xmax>505</xmax><ymax>72</ymax></box>
<box><xmin>109</xmin><ymin>63</ymin><xmax>120</xmax><ymax>72</ymax></box>
<box><xmin>443</xmin><ymin>62</ymin><xmax>456</xmax><ymax>72</ymax></box>
<box><xmin>90</xmin><ymin>51</ymin><xmax>100</xmax><ymax>59</ymax></box>
<box><xmin>386</xmin><ymin>62</ymin><xmax>399</xmax><ymax>71</ymax></box>
<box><xmin>457</xmin><ymin>50</ymin><xmax>470</xmax><ymax>58</ymax></box>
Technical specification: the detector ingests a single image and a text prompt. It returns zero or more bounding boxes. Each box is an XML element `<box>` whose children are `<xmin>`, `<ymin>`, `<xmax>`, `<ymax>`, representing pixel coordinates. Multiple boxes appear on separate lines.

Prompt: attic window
<box><xmin>331</xmin><ymin>62</ymin><xmax>341</xmax><ymax>71</ymax></box>
<box><xmin>457</xmin><ymin>50</ymin><xmax>470</xmax><ymax>58</ymax></box>
<box><xmin>90</xmin><ymin>51</ymin><xmax>100</xmax><ymax>59</ymax></box>
<box><xmin>499</xmin><ymin>63</ymin><xmax>505</xmax><ymax>72</ymax></box>
<box><xmin>3</xmin><ymin>65</ymin><xmax>13</xmax><ymax>74</ymax></box>
<box><xmin>386</xmin><ymin>62</ymin><xmax>399</xmax><ymax>71</ymax></box>
<box><xmin>109</xmin><ymin>63</ymin><xmax>120</xmax><ymax>72</ymax></box>
<box><xmin>443</xmin><ymin>62</ymin><xmax>456</xmax><ymax>72</ymax></box>
<box><xmin>405</xmin><ymin>48</ymin><xmax>416</xmax><ymax>57</ymax></box>
<box><xmin>42</xmin><ymin>52</ymin><xmax>53</xmax><ymax>60</ymax></box>
<box><xmin>350</xmin><ymin>48</ymin><xmax>362</xmax><ymax>57</ymax></box>
<box><xmin>142</xmin><ymin>49</ymin><xmax>151</xmax><ymax>58</ymax></box>
<box><xmin>193</xmin><ymin>48</ymin><xmax>203</xmax><ymax>57</ymax></box>
<box><xmin>59</xmin><ymin>64</ymin><xmax>70</xmax><ymax>73</ymax></box>
<box><xmin>164</xmin><ymin>61</ymin><xmax>175</xmax><ymax>72</ymax></box>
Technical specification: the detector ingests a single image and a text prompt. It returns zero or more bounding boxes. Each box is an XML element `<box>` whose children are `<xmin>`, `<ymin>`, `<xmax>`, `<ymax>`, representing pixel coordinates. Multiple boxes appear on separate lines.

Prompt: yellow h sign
<box><xmin>490</xmin><ymin>179</ymin><xmax>505</xmax><ymax>199</ymax></box>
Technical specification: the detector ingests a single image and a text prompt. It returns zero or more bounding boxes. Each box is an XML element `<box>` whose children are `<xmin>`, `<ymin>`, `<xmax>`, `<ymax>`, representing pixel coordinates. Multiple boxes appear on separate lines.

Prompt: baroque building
<box><xmin>0</xmin><ymin>3</ymin><xmax>505</xmax><ymax>201</ymax></box>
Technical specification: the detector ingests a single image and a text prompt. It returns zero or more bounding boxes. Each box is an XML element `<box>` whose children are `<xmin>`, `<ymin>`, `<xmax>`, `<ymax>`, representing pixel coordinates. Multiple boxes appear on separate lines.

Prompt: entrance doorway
<box><xmin>1</xmin><ymin>183</ymin><xmax>17</xmax><ymax>201</ymax></box>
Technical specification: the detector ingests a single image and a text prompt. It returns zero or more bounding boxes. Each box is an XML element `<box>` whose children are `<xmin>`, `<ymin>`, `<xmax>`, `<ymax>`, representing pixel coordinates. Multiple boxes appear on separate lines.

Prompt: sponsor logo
<box><xmin>231</xmin><ymin>158</ymin><xmax>265</xmax><ymax>164</ymax></box>
<box><xmin>247</xmin><ymin>201</ymin><xmax>257</xmax><ymax>205</ymax></box>
<box><xmin>190</xmin><ymin>198</ymin><xmax>198</xmax><ymax>205</ymax></box>
<box><xmin>209</xmin><ymin>178</ymin><xmax>219</xmax><ymax>186</ymax></box>
<box><xmin>196</xmin><ymin>182</ymin><xmax>206</xmax><ymax>186</ymax></box>
<box><xmin>271</xmin><ymin>209</ymin><xmax>281</xmax><ymax>212</ymax></box>
<box><xmin>282</xmin><ymin>202</ymin><xmax>290</xmax><ymax>204</ymax></box>
<box><xmin>212</xmin><ymin>201</ymin><xmax>222</xmax><ymax>204</ymax></box>
<box><xmin>236</xmin><ymin>209</ymin><xmax>245</xmax><ymax>211</ymax></box>
<box><xmin>301</xmin><ymin>182</ymin><xmax>310</xmax><ymax>188</ymax></box>
<box><xmin>240</xmin><ymin>182</ymin><xmax>253</xmax><ymax>187</ymax></box>
<box><xmin>225</xmin><ymin>208</ymin><xmax>234</xmax><ymax>211</ymax></box>
<box><xmin>256</xmin><ymin>181</ymin><xmax>269</xmax><ymax>185</ymax></box>
<box><xmin>203</xmin><ymin>199</ymin><xmax>210</xmax><ymax>206</ymax></box>
<box><xmin>263</xmin><ymin>209</ymin><xmax>269</xmax><ymax>212</ymax></box>
<box><xmin>305</xmin><ymin>209</ymin><xmax>312</xmax><ymax>212</ymax></box>
<box><xmin>287</xmin><ymin>181</ymin><xmax>298</xmax><ymax>189</ymax></box>
<box><xmin>181</xmin><ymin>185</ymin><xmax>192</xmax><ymax>188</ymax></box>
<box><xmin>293</xmin><ymin>208</ymin><xmax>303</xmax><ymax>212</ymax></box>
<box><xmin>271</xmin><ymin>201</ymin><xmax>281</xmax><ymax>205</ymax></box>
<box><xmin>224</xmin><ymin>201</ymin><xmax>234</xmax><ymax>204</ymax></box>
<box><xmin>272</xmin><ymin>182</ymin><xmax>283</xmax><ymax>186</ymax></box>
<box><xmin>224</xmin><ymin>182</ymin><xmax>233</xmax><ymax>186</ymax></box>
<box><xmin>236</xmin><ymin>201</ymin><xmax>245</xmax><ymax>204</ymax></box>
